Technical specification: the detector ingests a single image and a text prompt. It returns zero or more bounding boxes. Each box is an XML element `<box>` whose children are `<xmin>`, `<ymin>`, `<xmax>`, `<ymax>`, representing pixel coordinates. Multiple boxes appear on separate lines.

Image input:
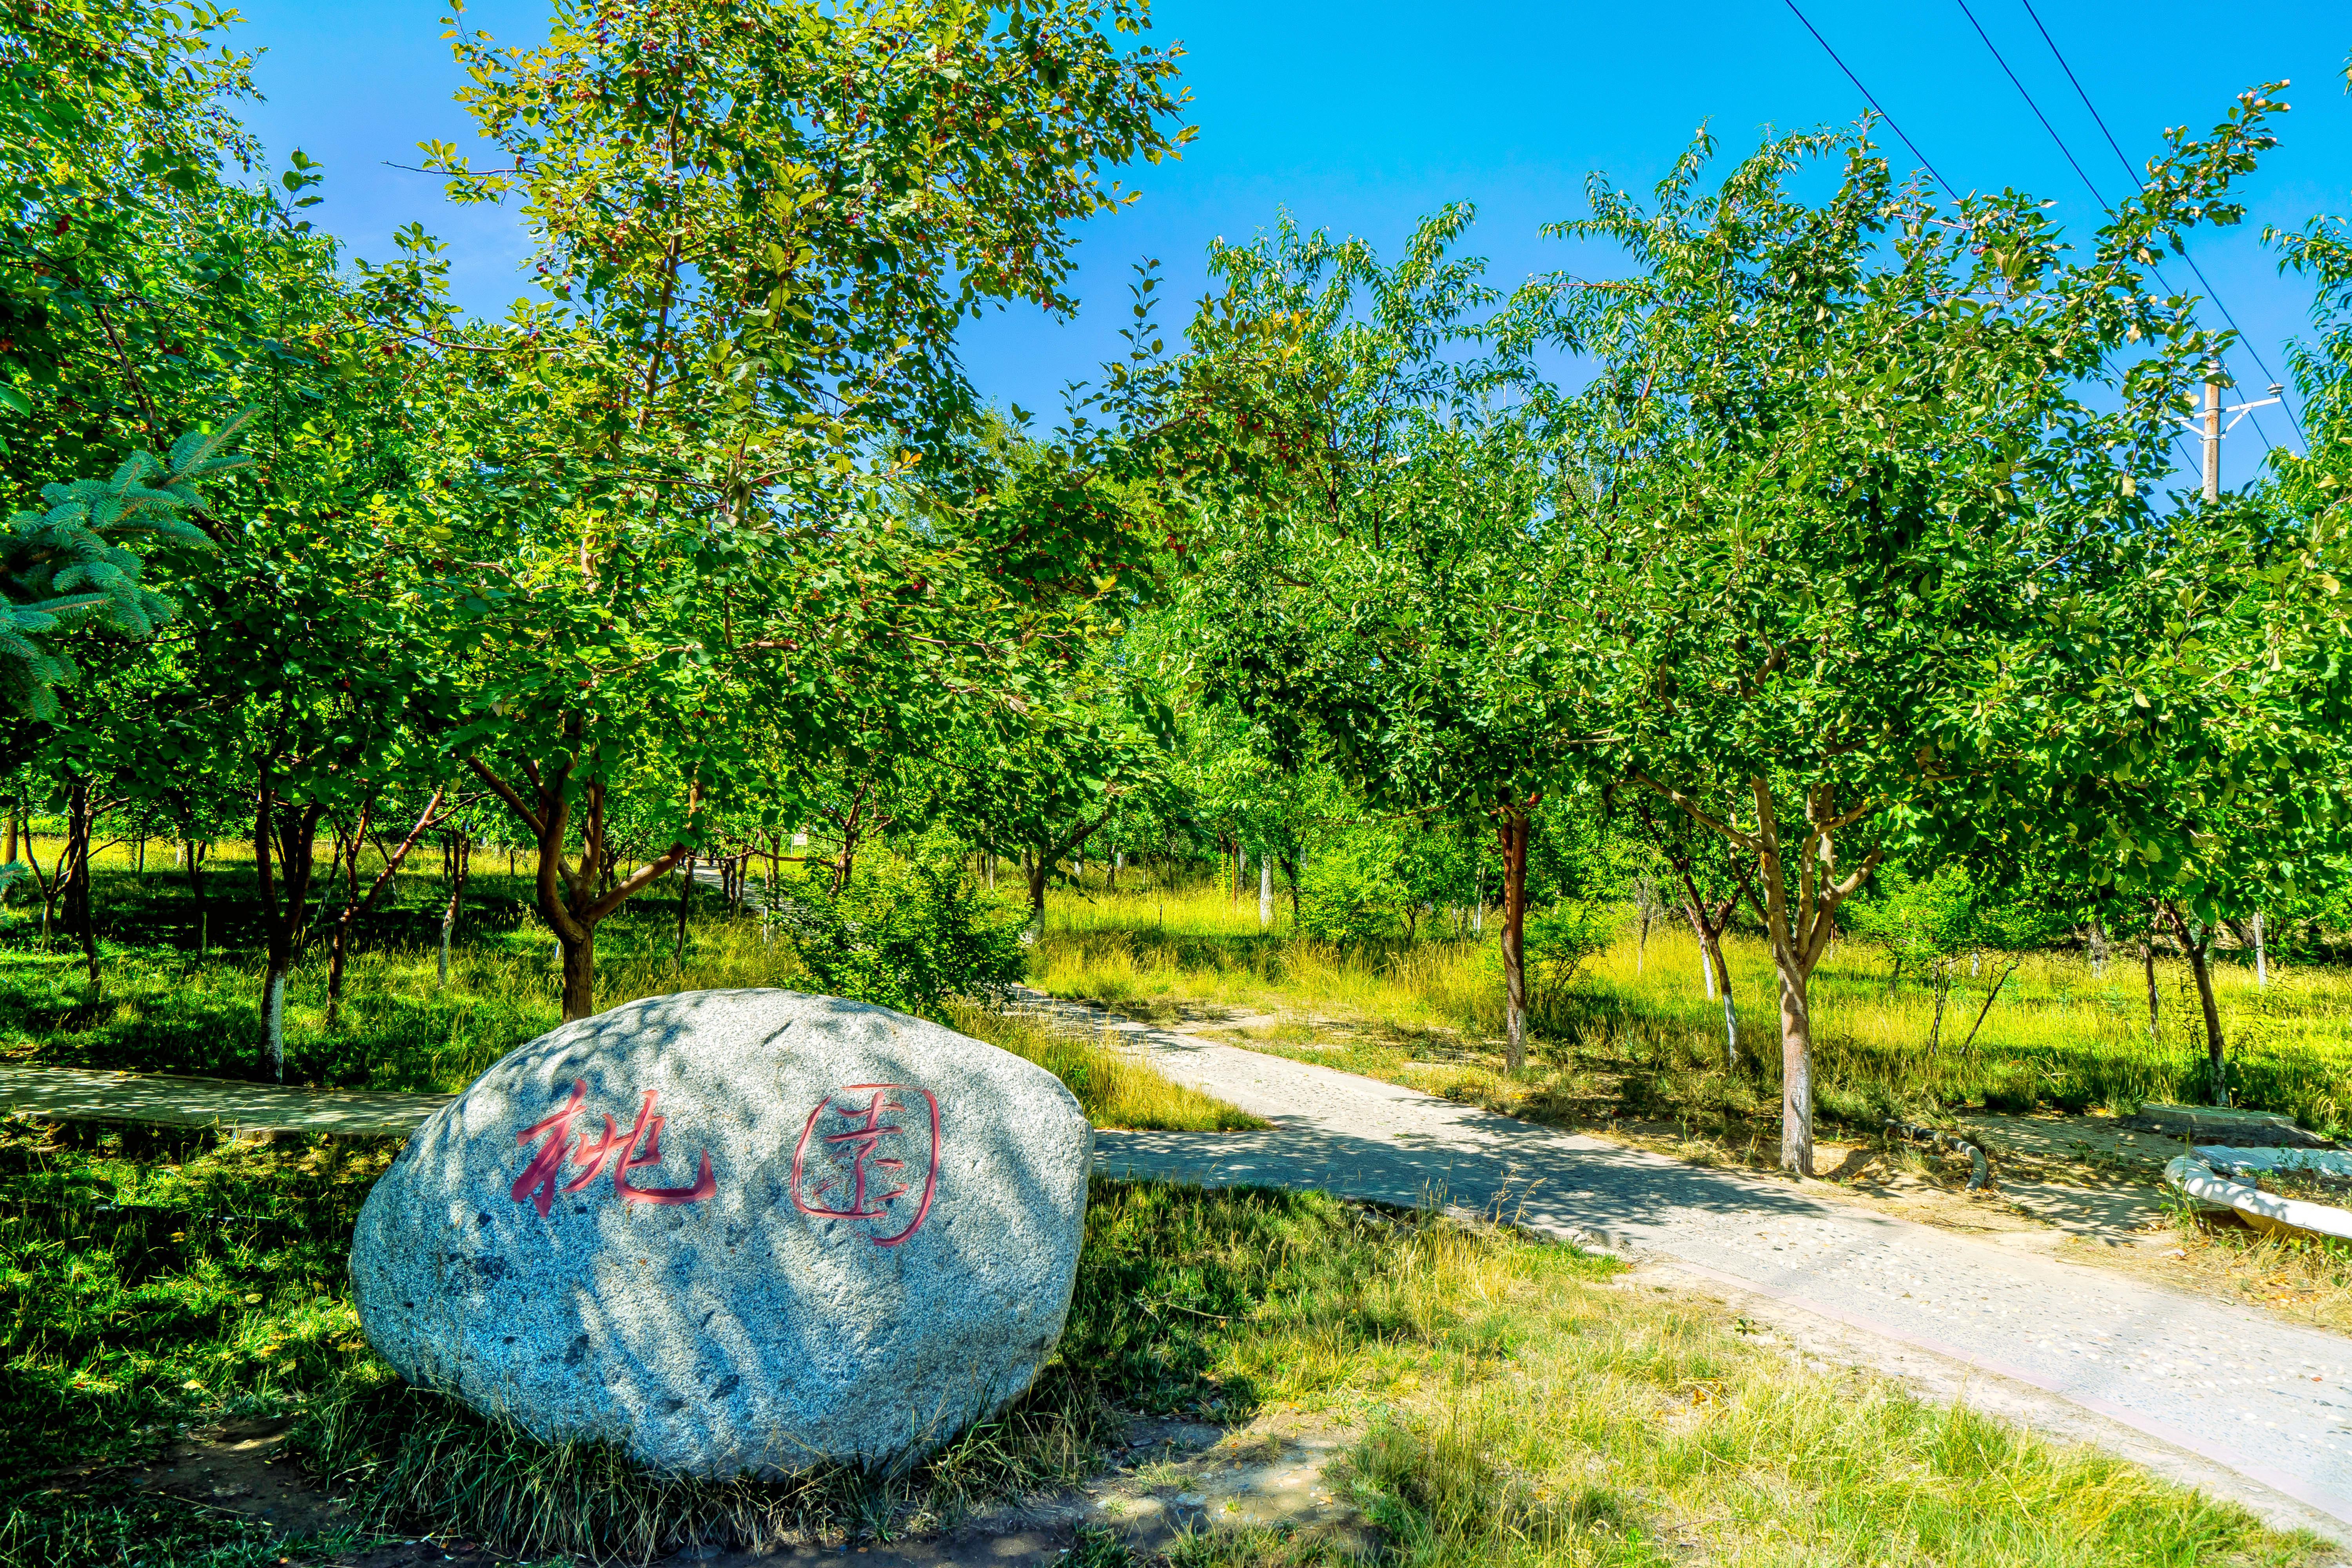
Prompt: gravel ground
<box><xmin>1014</xmin><ymin>989</ymin><xmax>2352</xmax><ymax>1541</ymax></box>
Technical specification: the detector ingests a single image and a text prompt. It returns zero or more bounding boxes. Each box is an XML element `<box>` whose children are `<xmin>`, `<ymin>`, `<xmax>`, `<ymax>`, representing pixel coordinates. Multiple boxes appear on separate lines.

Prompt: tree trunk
<box><xmin>1733</xmin><ymin>780</ymin><xmax>1875</xmax><ymax>1179</ymax></box>
<box><xmin>2</xmin><ymin>810</ymin><xmax>15</xmax><ymax>868</ymax></box>
<box><xmin>1258</xmin><ymin>857</ymin><xmax>1272</xmax><ymax>930</ymax></box>
<box><xmin>252</xmin><ymin>764</ymin><xmax>326</xmax><ymax>1079</ymax></box>
<box><xmin>560</xmin><ymin>928</ymin><xmax>595</xmax><ymax>1020</ymax></box>
<box><xmin>1773</xmin><ymin>944</ymin><xmax>1814</xmax><ymax>1173</ymax></box>
<box><xmin>1109</xmin><ymin>848</ymin><xmax>1120</xmax><ymax>893</ymax></box>
<box><xmin>2164</xmin><ymin>904</ymin><xmax>2228</xmax><ymax>1105</ymax></box>
<box><xmin>1714</xmin><ymin>933</ymin><xmax>1739</xmax><ymax>1070</ymax></box>
<box><xmin>63</xmin><ymin>775</ymin><xmax>98</xmax><ymax>989</ymax></box>
<box><xmin>1957</xmin><ymin>956</ymin><xmax>2020</xmax><ymax>1056</ymax></box>
<box><xmin>435</xmin><ymin>832</ymin><xmax>468</xmax><ymax>986</ymax></box>
<box><xmin>24</xmin><ymin>828</ymin><xmax>58</xmax><ymax>943</ymax></box>
<box><xmin>674</xmin><ymin>853</ymin><xmax>696</xmax><ymax>971</ymax></box>
<box><xmin>323</xmin><ymin>806</ymin><xmax>371</xmax><ymax>1032</ymax></box>
<box><xmin>1497</xmin><ymin>811</ymin><xmax>1531</xmax><ymax>1073</ymax></box>
<box><xmin>1682</xmin><ymin>894</ymin><xmax>1717</xmax><ymax>1000</ymax></box>
<box><xmin>1026</xmin><ymin>853</ymin><xmax>1050</xmax><ymax>936</ymax></box>
<box><xmin>2141</xmin><ymin>938</ymin><xmax>2160</xmax><ymax>1045</ymax></box>
<box><xmin>262</xmin><ymin>963</ymin><xmax>289</xmax><ymax>1082</ymax></box>
<box><xmin>2254</xmin><ymin>911</ymin><xmax>2268</xmax><ymax>987</ymax></box>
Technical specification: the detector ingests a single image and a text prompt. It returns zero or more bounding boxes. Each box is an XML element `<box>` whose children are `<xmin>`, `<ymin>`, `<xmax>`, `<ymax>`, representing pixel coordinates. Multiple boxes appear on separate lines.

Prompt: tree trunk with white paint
<box><xmin>263</xmin><ymin>966</ymin><xmax>287</xmax><ymax>1083</ymax></box>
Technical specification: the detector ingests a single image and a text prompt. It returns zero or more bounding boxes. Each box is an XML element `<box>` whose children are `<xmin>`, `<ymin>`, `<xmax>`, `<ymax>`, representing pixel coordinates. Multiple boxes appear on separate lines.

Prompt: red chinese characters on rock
<box><xmin>790</xmin><ymin>1084</ymin><xmax>941</xmax><ymax>1247</ymax></box>
<box><xmin>510</xmin><ymin>1079</ymin><xmax>718</xmax><ymax>1219</ymax></box>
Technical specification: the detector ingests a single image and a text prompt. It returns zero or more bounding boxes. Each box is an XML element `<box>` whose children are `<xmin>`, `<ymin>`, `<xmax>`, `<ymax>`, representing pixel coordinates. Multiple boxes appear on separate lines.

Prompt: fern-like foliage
<box><xmin>1</xmin><ymin>413</ymin><xmax>252</xmax><ymax>718</ymax></box>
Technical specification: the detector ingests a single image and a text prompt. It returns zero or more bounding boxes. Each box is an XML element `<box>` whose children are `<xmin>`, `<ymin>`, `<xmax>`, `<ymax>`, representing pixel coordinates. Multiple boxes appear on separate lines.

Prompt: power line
<box><xmin>1953</xmin><ymin>0</ymin><xmax>2109</xmax><ymax>212</ymax></box>
<box><xmin>1779</xmin><ymin>0</ymin><xmax>1956</xmax><ymax>200</ymax></box>
<box><xmin>1780</xmin><ymin>1</ymin><xmax>2198</xmax><ymax>475</ymax></box>
<box><xmin>1951</xmin><ymin>0</ymin><xmax>2274</xmax><ymax>461</ymax></box>
<box><xmin>2015</xmin><ymin>0</ymin><xmax>2307</xmax><ymax>450</ymax></box>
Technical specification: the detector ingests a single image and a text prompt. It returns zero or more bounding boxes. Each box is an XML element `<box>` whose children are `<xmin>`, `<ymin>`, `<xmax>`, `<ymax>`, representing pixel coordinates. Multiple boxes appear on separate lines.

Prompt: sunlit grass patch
<box><xmin>5</xmin><ymin>1118</ymin><xmax>2312</xmax><ymax>1566</ymax></box>
<box><xmin>0</xmin><ymin>864</ymin><xmax>1251</xmax><ymax>1137</ymax></box>
<box><xmin>951</xmin><ymin>1004</ymin><xmax>1264</xmax><ymax>1132</ymax></box>
<box><xmin>1036</xmin><ymin>878</ymin><xmax>2352</xmax><ymax>1141</ymax></box>
<box><xmin>281</xmin><ymin>1182</ymin><xmax>1613</xmax><ymax>1557</ymax></box>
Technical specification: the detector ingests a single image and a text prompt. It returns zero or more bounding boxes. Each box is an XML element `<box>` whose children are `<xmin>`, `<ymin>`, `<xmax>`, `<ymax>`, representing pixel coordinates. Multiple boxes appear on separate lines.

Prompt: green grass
<box><xmin>3</xmin><ymin>1483</ymin><xmax>365</xmax><ymax>1568</ymax></box>
<box><xmin>0</xmin><ymin>858</ymin><xmax>1250</xmax><ymax>1133</ymax></box>
<box><xmin>2</xmin><ymin>855</ymin><xmax>2336</xmax><ymax>1564</ymax></box>
<box><xmin>1034</xmin><ymin>880</ymin><xmax>2352</xmax><ymax>1143</ymax></box>
<box><xmin>944</xmin><ymin>1002</ymin><xmax>1262</xmax><ymax>1132</ymax></box>
<box><xmin>4</xmin><ymin>1119</ymin><xmax>2313</xmax><ymax>1566</ymax></box>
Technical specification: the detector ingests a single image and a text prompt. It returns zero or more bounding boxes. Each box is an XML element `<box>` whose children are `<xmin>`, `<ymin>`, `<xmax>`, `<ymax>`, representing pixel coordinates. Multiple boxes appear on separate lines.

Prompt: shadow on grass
<box><xmin>7</xmin><ymin>1114</ymin><xmax>1498</xmax><ymax>1560</ymax></box>
<box><xmin>289</xmin><ymin>1179</ymin><xmax>1444</xmax><ymax>1557</ymax></box>
<box><xmin>0</xmin><ymin>868</ymin><xmax>759</xmax><ymax>1089</ymax></box>
<box><xmin>1</xmin><ymin>1481</ymin><xmax>360</xmax><ymax>1568</ymax></box>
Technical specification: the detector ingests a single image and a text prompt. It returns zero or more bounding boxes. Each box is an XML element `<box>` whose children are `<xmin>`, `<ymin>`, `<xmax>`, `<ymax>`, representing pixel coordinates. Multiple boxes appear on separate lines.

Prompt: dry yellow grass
<box><xmin>946</xmin><ymin>1002</ymin><xmax>1264</xmax><ymax>1132</ymax></box>
<box><xmin>1036</xmin><ymin>879</ymin><xmax>2352</xmax><ymax>1136</ymax></box>
<box><xmin>1169</xmin><ymin>1204</ymin><xmax>2320</xmax><ymax>1568</ymax></box>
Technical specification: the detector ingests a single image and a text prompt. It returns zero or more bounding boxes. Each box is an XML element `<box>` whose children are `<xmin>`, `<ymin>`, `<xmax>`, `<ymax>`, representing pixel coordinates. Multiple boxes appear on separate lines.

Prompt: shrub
<box><xmin>775</xmin><ymin>838</ymin><xmax>1027</xmax><ymax>1018</ymax></box>
<box><xmin>1296</xmin><ymin>831</ymin><xmax>1409</xmax><ymax>945</ymax></box>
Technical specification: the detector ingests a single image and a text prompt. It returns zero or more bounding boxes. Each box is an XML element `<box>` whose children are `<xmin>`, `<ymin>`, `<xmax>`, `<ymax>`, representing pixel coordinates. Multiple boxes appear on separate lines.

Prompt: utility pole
<box><xmin>2203</xmin><ymin>379</ymin><xmax>2221</xmax><ymax>503</ymax></box>
<box><xmin>2175</xmin><ymin>372</ymin><xmax>2283</xmax><ymax>501</ymax></box>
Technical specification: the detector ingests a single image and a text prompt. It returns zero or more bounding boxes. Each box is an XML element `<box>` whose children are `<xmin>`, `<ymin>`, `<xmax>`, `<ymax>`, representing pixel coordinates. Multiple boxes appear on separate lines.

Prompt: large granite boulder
<box><xmin>349</xmin><ymin>989</ymin><xmax>1092</xmax><ymax>1477</ymax></box>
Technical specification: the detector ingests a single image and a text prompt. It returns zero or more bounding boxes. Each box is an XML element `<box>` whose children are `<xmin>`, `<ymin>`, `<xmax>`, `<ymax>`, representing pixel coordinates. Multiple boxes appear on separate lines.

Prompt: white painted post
<box><xmin>1259</xmin><ymin>858</ymin><xmax>1272</xmax><ymax>929</ymax></box>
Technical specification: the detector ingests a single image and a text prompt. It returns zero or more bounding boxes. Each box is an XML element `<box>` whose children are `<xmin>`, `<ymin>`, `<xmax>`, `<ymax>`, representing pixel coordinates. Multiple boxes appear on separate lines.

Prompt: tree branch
<box><xmin>584</xmin><ymin>779</ymin><xmax>705</xmax><ymax>924</ymax></box>
<box><xmin>465</xmin><ymin>757</ymin><xmax>546</xmax><ymax>839</ymax></box>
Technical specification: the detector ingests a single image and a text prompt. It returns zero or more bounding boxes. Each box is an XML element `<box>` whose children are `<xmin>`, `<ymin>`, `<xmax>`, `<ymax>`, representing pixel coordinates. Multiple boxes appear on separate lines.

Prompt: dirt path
<box><xmin>1011</xmin><ymin>988</ymin><xmax>2352</xmax><ymax>1544</ymax></box>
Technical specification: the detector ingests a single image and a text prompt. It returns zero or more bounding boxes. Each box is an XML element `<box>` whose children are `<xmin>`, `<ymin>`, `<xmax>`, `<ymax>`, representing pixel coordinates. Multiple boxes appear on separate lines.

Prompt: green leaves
<box><xmin>0</xmin><ymin>413</ymin><xmax>248</xmax><ymax>719</ymax></box>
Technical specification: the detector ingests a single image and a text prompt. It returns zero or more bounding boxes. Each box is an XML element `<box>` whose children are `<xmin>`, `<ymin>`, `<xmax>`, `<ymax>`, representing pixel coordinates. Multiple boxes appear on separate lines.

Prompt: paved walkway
<box><xmin>1004</xmin><ymin>989</ymin><xmax>2352</xmax><ymax>1537</ymax></box>
<box><xmin>0</xmin><ymin>1065</ymin><xmax>451</xmax><ymax>1137</ymax></box>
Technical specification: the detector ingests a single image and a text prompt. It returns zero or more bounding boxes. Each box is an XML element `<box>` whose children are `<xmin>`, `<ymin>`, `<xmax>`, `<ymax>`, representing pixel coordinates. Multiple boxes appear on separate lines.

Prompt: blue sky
<box><xmin>229</xmin><ymin>0</ymin><xmax>2352</xmax><ymax>490</ymax></box>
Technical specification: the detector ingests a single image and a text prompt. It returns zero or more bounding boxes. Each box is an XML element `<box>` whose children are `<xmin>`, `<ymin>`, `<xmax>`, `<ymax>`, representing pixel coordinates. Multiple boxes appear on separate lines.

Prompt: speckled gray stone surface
<box><xmin>349</xmin><ymin>989</ymin><xmax>1091</xmax><ymax>1477</ymax></box>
